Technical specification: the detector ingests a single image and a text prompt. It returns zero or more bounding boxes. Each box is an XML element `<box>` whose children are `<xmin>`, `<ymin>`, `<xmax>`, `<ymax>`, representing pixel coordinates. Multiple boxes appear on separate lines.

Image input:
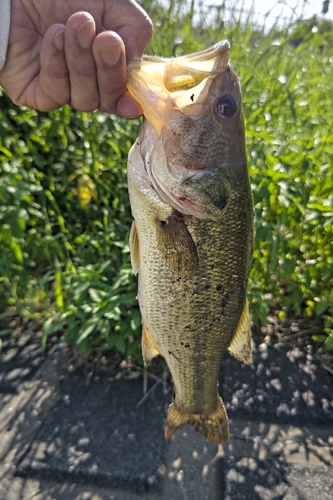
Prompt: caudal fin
<box><xmin>164</xmin><ymin>394</ymin><xmax>229</xmax><ymax>445</ymax></box>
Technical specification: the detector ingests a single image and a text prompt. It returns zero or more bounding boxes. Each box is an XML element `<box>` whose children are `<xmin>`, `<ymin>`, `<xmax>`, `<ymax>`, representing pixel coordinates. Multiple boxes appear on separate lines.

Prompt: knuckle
<box><xmin>140</xmin><ymin>18</ymin><xmax>154</xmax><ymax>46</ymax></box>
<box><xmin>98</xmin><ymin>101</ymin><xmax>118</xmax><ymax>114</ymax></box>
<box><xmin>71</xmin><ymin>97</ymin><xmax>99</xmax><ymax>112</ymax></box>
<box><xmin>51</xmin><ymin>67</ymin><xmax>69</xmax><ymax>79</ymax></box>
<box><xmin>145</xmin><ymin>17</ymin><xmax>154</xmax><ymax>38</ymax></box>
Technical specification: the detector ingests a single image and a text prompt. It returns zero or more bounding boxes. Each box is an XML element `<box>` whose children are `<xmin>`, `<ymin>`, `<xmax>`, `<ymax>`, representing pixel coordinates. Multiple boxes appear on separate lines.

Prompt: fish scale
<box><xmin>127</xmin><ymin>41</ymin><xmax>253</xmax><ymax>444</ymax></box>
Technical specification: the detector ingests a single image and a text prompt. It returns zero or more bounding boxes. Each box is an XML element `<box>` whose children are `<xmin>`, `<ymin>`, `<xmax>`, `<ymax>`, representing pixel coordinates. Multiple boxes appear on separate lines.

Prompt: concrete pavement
<box><xmin>0</xmin><ymin>333</ymin><xmax>332</xmax><ymax>499</ymax></box>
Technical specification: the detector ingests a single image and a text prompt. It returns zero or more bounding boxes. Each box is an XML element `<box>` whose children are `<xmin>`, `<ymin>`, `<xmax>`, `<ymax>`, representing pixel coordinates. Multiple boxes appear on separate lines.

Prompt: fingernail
<box><xmin>53</xmin><ymin>29</ymin><xmax>64</xmax><ymax>51</ymax></box>
<box><xmin>99</xmin><ymin>44</ymin><xmax>122</xmax><ymax>66</ymax></box>
<box><xmin>76</xmin><ymin>20</ymin><xmax>95</xmax><ymax>49</ymax></box>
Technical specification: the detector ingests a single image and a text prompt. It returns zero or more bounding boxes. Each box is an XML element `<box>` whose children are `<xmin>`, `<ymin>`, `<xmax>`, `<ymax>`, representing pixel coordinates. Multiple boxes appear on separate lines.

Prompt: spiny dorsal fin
<box><xmin>142</xmin><ymin>324</ymin><xmax>161</xmax><ymax>366</ymax></box>
<box><xmin>129</xmin><ymin>220</ymin><xmax>140</xmax><ymax>275</ymax></box>
<box><xmin>228</xmin><ymin>298</ymin><xmax>252</xmax><ymax>363</ymax></box>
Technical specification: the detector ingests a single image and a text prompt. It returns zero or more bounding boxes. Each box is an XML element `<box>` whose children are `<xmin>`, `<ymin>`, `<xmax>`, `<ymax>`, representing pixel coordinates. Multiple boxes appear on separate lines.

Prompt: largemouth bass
<box><xmin>126</xmin><ymin>41</ymin><xmax>253</xmax><ymax>445</ymax></box>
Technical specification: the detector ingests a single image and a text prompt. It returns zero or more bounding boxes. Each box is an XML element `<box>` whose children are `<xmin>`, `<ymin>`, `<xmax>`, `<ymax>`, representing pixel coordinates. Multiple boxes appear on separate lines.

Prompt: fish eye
<box><xmin>217</xmin><ymin>95</ymin><xmax>238</xmax><ymax>118</ymax></box>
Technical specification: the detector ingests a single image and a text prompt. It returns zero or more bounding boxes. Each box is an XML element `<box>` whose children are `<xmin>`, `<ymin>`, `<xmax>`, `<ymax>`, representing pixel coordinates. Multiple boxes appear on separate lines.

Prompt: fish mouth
<box><xmin>126</xmin><ymin>40</ymin><xmax>231</xmax><ymax>135</ymax></box>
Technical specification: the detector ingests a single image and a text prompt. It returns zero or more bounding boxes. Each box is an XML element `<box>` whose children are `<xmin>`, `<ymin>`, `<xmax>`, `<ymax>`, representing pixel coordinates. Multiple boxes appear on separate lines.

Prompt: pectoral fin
<box><xmin>156</xmin><ymin>212</ymin><xmax>198</xmax><ymax>276</ymax></box>
<box><xmin>142</xmin><ymin>324</ymin><xmax>161</xmax><ymax>365</ymax></box>
<box><xmin>228</xmin><ymin>298</ymin><xmax>252</xmax><ymax>363</ymax></box>
<box><xmin>129</xmin><ymin>220</ymin><xmax>140</xmax><ymax>275</ymax></box>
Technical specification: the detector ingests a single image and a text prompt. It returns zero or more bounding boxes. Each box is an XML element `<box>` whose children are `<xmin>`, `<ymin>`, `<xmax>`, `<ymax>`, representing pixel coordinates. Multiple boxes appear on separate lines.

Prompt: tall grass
<box><xmin>0</xmin><ymin>1</ymin><xmax>332</xmax><ymax>356</ymax></box>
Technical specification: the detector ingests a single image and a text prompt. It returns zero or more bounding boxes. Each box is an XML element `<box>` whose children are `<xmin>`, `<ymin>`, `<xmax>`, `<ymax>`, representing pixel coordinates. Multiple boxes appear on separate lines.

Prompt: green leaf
<box><xmin>76</xmin><ymin>318</ymin><xmax>100</xmax><ymax>344</ymax></box>
<box><xmin>88</xmin><ymin>288</ymin><xmax>107</xmax><ymax>303</ymax></box>
<box><xmin>324</xmin><ymin>333</ymin><xmax>333</xmax><ymax>352</ymax></box>
<box><xmin>315</xmin><ymin>297</ymin><xmax>330</xmax><ymax>316</ymax></box>
<box><xmin>55</xmin><ymin>268</ymin><xmax>64</xmax><ymax>309</ymax></box>
<box><xmin>312</xmin><ymin>335</ymin><xmax>327</xmax><ymax>343</ymax></box>
<box><xmin>10</xmin><ymin>241</ymin><xmax>23</xmax><ymax>264</ymax></box>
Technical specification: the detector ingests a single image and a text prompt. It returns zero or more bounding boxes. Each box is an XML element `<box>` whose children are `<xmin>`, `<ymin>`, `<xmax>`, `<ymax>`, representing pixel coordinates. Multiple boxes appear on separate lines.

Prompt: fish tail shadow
<box><xmin>164</xmin><ymin>394</ymin><xmax>229</xmax><ymax>445</ymax></box>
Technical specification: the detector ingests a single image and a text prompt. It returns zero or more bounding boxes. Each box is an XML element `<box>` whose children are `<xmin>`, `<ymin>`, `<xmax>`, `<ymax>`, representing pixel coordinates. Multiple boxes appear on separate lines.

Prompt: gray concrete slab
<box><xmin>226</xmin><ymin>418</ymin><xmax>333</xmax><ymax>467</ymax></box>
<box><xmin>16</xmin><ymin>372</ymin><xmax>171</xmax><ymax>493</ymax></box>
<box><xmin>0</xmin><ymin>350</ymin><xmax>63</xmax><ymax>477</ymax></box>
<box><xmin>224</xmin><ymin>457</ymin><xmax>333</xmax><ymax>500</ymax></box>
<box><xmin>223</xmin><ymin>343</ymin><xmax>333</xmax><ymax>425</ymax></box>
<box><xmin>1</xmin><ymin>334</ymin><xmax>333</xmax><ymax>499</ymax></box>
<box><xmin>161</xmin><ymin>427</ymin><xmax>224</xmax><ymax>500</ymax></box>
<box><xmin>0</xmin><ymin>477</ymin><xmax>161</xmax><ymax>500</ymax></box>
<box><xmin>0</xmin><ymin>334</ymin><xmax>45</xmax><ymax>397</ymax></box>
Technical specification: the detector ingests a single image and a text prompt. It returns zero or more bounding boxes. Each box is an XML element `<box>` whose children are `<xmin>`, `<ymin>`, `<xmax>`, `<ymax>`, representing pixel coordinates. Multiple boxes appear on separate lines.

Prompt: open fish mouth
<box><xmin>127</xmin><ymin>40</ymin><xmax>231</xmax><ymax>133</ymax></box>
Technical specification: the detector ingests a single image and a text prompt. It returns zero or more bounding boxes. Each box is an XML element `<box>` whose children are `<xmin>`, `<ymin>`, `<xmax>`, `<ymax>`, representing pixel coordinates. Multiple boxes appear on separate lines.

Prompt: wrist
<box><xmin>0</xmin><ymin>0</ymin><xmax>11</xmax><ymax>71</ymax></box>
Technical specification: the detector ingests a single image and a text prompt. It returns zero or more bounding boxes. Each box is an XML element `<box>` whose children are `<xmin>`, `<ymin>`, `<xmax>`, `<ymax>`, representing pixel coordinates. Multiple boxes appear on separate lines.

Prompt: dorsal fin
<box><xmin>228</xmin><ymin>298</ymin><xmax>252</xmax><ymax>363</ymax></box>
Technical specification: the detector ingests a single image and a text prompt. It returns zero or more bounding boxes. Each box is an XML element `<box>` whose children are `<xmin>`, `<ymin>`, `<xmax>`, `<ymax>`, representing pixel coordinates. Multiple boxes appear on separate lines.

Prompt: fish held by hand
<box><xmin>127</xmin><ymin>41</ymin><xmax>253</xmax><ymax>445</ymax></box>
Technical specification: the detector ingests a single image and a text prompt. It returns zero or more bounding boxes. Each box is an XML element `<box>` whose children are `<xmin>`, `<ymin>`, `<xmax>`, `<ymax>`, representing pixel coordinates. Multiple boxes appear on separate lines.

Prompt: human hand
<box><xmin>0</xmin><ymin>0</ymin><xmax>153</xmax><ymax>116</ymax></box>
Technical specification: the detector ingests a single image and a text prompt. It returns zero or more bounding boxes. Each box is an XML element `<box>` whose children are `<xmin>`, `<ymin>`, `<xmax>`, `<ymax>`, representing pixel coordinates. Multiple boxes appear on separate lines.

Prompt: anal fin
<box><xmin>228</xmin><ymin>297</ymin><xmax>252</xmax><ymax>363</ymax></box>
<box><xmin>165</xmin><ymin>393</ymin><xmax>229</xmax><ymax>445</ymax></box>
<box><xmin>142</xmin><ymin>324</ymin><xmax>160</xmax><ymax>366</ymax></box>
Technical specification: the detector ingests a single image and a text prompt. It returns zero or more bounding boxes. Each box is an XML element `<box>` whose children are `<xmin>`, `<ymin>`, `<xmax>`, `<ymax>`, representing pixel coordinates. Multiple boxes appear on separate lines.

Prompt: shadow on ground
<box><xmin>1</xmin><ymin>334</ymin><xmax>332</xmax><ymax>499</ymax></box>
<box><xmin>223</xmin><ymin>343</ymin><xmax>333</xmax><ymax>425</ymax></box>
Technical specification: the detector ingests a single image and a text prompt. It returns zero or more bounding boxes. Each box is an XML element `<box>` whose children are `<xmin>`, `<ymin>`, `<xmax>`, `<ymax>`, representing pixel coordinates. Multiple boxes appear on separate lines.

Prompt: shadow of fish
<box><xmin>127</xmin><ymin>41</ymin><xmax>253</xmax><ymax>444</ymax></box>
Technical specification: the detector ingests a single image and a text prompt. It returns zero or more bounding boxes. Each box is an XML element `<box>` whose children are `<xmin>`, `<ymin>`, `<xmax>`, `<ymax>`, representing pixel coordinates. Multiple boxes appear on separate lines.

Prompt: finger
<box><xmin>64</xmin><ymin>12</ymin><xmax>99</xmax><ymax>112</ymax></box>
<box><xmin>36</xmin><ymin>24</ymin><xmax>70</xmax><ymax>111</ymax></box>
<box><xmin>116</xmin><ymin>91</ymin><xmax>143</xmax><ymax>119</ymax></box>
<box><xmin>103</xmin><ymin>0</ymin><xmax>153</xmax><ymax>59</ymax></box>
<box><xmin>92</xmin><ymin>30</ymin><xmax>134</xmax><ymax>115</ymax></box>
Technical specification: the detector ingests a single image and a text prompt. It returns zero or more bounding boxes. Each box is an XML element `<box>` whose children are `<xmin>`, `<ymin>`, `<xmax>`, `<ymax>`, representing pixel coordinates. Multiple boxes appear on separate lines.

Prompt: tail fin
<box><xmin>164</xmin><ymin>394</ymin><xmax>229</xmax><ymax>445</ymax></box>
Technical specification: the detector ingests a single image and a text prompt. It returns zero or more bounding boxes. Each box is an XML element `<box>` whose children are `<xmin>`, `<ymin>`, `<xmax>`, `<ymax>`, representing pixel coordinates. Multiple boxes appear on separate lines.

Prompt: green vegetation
<box><xmin>0</xmin><ymin>1</ymin><xmax>332</xmax><ymax>357</ymax></box>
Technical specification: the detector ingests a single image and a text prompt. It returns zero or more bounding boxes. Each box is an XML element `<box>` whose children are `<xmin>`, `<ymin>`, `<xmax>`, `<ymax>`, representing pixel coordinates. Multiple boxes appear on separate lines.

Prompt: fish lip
<box><xmin>127</xmin><ymin>39</ymin><xmax>231</xmax><ymax>88</ymax></box>
<box><xmin>175</xmin><ymin>39</ymin><xmax>230</xmax><ymax>68</ymax></box>
<box><xmin>127</xmin><ymin>39</ymin><xmax>230</xmax><ymax>67</ymax></box>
